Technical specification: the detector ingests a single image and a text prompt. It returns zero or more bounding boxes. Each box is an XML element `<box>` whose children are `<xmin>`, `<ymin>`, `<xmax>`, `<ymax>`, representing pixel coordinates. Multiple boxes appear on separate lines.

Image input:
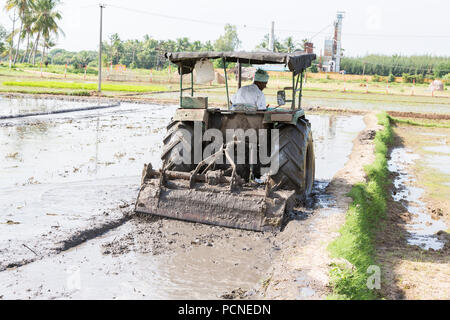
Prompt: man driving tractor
<box><xmin>231</xmin><ymin>69</ymin><xmax>269</xmax><ymax>110</ymax></box>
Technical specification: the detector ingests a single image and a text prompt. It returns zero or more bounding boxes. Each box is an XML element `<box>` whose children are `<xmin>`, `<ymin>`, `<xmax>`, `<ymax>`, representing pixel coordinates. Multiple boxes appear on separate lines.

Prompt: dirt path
<box><xmin>260</xmin><ymin>112</ymin><xmax>381</xmax><ymax>299</ymax></box>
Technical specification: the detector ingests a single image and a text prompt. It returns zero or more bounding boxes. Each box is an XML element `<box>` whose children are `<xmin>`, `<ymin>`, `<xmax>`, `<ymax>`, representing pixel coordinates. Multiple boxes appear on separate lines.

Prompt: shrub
<box><xmin>402</xmin><ymin>73</ymin><xmax>424</xmax><ymax>84</ymax></box>
<box><xmin>402</xmin><ymin>73</ymin><xmax>412</xmax><ymax>83</ymax></box>
<box><xmin>388</xmin><ymin>73</ymin><xmax>395</xmax><ymax>83</ymax></box>
<box><xmin>69</xmin><ymin>90</ymin><xmax>91</xmax><ymax>96</ymax></box>
<box><xmin>68</xmin><ymin>66</ymin><xmax>98</xmax><ymax>75</ymax></box>
<box><xmin>372</xmin><ymin>74</ymin><xmax>381</xmax><ymax>82</ymax></box>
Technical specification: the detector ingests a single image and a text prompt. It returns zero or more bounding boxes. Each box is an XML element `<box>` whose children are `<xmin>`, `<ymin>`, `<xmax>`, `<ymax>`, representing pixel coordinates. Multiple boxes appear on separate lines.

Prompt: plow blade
<box><xmin>135</xmin><ymin>173</ymin><xmax>295</xmax><ymax>232</ymax></box>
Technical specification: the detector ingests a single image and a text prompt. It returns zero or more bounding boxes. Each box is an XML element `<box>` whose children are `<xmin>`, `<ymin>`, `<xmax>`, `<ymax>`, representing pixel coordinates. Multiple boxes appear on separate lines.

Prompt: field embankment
<box><xmin>327</xmin><ymin>112</ymin><xmax>392</xmax><ymax>300</ymax></box>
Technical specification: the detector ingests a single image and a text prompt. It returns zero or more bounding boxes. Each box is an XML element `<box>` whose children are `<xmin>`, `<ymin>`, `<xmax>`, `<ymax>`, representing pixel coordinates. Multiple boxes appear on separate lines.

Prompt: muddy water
<box><xmin>0</xmin><ymin>101</ymin><xmax>175</xmax><ymax>268</ymax></box>
<box><xmin>0</xmin><ymin>96</ymin><xmax>97</xmax><ymax>117</ymax></box>
<box><xmin>309</xmin><ymin>114</ymin><xmax>365</xmax><ymax>208</ymax></box>
<box><xmin>388</xmin><ymin>148</ymin><xmax>447</xmax><ymax>250</ymax></box>
<box><xmin>0</xmin><ymin>97</ymin><xmax>364</xmax><ymax>299</ymax></box>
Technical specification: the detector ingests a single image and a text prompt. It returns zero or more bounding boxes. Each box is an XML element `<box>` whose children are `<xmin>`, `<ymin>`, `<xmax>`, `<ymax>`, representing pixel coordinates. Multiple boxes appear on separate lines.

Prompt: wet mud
<box><xmin>0</xmin><ymin>96</ymin><xmax>365</xmax><ymax>299</ymax></box>
<box><xmin>388</xmin><ymin>148</ymin><xmax>447</xmax><ymax>250</ymax></box>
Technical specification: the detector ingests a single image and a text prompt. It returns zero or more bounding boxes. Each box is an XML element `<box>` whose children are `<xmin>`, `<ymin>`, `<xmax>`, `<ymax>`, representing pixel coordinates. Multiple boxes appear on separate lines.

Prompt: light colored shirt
<box><xmin>231</xmin><ymin>84</ymin><xmax>266</xmax><ymax>110</ymax></box>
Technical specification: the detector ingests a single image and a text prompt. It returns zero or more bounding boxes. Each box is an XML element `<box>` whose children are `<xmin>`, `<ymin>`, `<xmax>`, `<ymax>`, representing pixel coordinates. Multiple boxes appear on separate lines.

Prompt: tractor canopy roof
<box><xmin>165</xmin><ymin>51</ymin><xmax>316</xmax><ymax>75</ymax></box>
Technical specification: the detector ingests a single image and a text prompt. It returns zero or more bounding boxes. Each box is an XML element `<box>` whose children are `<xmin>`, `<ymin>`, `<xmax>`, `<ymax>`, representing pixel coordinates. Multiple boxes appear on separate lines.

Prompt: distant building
<box><xmin>304</xmin><ymin>42</ymin><xmax>314</xmax><ymax>54</ymax></box>
<box><xmin>321</xmin><ymin>12</ymin><xmax>344</xmax><ymax>72</ymax></box>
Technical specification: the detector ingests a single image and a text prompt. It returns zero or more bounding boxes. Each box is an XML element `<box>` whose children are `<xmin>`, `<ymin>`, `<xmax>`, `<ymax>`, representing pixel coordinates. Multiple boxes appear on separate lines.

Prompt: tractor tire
<box><xmin>270</xmin><ymin>118</ymin><xmax>315</xmax><ymax>198</ymax></box>
<box><xmin>161</xmin><ymin>120</ymin><xmax>195</xmax><ymax>172</ymax></box>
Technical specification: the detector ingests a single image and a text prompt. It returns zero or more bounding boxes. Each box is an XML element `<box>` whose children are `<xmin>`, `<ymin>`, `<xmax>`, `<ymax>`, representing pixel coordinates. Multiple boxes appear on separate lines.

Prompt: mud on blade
<box><xmin>135</xmin><ymin>165</ymin><xmax>295</xmax><ymax>232</ymax></box>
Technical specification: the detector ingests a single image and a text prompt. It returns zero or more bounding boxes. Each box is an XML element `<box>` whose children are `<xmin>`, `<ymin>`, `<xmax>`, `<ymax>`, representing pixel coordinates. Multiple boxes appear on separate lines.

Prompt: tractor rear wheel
<box><xmin>161</xmin><ymin>121</ymin><xmax>195</xmax><ymax>172</ymax></box>
<box><xmin>270</xmin><ymin>118</ymin><xmax>315</xmax><ymax>198</ymax></box>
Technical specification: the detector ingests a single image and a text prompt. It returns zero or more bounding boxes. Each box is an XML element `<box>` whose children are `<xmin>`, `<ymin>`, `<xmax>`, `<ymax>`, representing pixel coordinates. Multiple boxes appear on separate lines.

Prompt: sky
<box><xmin>1</xmin><ymin>0</ymin><xmax>449</xmax><ymax>56</ymax></box>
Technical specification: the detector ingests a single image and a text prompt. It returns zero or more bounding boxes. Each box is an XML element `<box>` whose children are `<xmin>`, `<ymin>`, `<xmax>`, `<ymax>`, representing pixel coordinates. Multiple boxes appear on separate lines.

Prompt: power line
<box><xmin>308</xmin><ymin>23</ymin><xmax>333</xmax><ymax>41</ymax></box>
<box><xmin>103</xmin><ymin>4</ymin><xmax>450</xmax><ymax>40</ymax></box>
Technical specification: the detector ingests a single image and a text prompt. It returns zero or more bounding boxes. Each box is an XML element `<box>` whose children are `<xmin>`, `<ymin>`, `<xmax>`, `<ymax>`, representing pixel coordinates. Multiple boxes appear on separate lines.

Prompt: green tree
<box><xmin>4</xmin><ymin>0</ymin><xmax>32</xmax><ymax>64</ymax></box>
<box><xmin>30</xmin><ymin>0</ymin><xmax>64</xmax><ymax>64</ymax></box>
<box><xmin>0</xmin><ymin>25</ymin><xmax>7</xmax><ymax>55</ymax></box>
<box><xmin>283</xmin><ymin>36</ymin><xmax>297</xmax><ymax>53</ymax></box>
<box><xmin>255</xmin><ymin>33</ymin><xmax>285</xmax><ymax>52</ymax></box>
<box><xmin>20</xmin><ymin>7</ymin><xmax>35</xmax><ymax>62</ymax></box>
<box><xmin>107</xmin><ymin>33</ymin><xmax>124</xmax><ymax>65</ymax></box>
<box><xmin>214</xmin><ymin>24</ymin><xmax>240</xmax><ymax>51</ymax></box>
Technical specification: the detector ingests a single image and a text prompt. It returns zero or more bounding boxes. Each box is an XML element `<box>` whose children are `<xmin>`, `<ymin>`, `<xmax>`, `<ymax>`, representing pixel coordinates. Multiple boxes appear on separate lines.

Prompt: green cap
<box><xmin>254</xmin><ymin>69</ymin><xmax>269</xmax><ymax>82</ymax></box>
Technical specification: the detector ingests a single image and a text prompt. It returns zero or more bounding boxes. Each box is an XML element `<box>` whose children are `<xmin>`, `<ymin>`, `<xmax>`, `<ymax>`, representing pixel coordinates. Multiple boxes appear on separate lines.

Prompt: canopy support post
<box><xmin>223</xmin><ymin>58</ymin><xmax>230</xmax><ymax>109</ymax></box>
<box><xmin>298</xmin><ymin>71</ymin><xmax>304</xmax><ymax>109</ymax></box>
<box><xmin>291</xmin><ymin>72</ymin><xmax>295</xmax><ymax>110</ymax></box>
<box><xmin>237</xmin><ymin>59</ymin><xmax>242</xmax><ymax>89</ymax></box>
<box><xmin>180</xmin><ymin>67</ymin><xmax>183</xmax><ymax>108</ymax></box>
<box><xmin>191</xmin><ymin>70</ymin><xmax>194</xmax><ymax>97</ymax></box>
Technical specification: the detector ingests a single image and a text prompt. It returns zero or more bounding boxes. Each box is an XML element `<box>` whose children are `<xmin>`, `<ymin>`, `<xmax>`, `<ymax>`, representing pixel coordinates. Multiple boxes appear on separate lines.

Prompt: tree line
<box><xmin>340</xmin><ymin>54</ymin><xmax>450</xmax><ymax>78</ymax></box>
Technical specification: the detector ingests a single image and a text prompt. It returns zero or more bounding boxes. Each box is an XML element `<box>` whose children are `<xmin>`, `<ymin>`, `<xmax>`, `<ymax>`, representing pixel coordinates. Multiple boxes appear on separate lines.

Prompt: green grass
<box><xmin>388</xmin><ymin>115</ymin><xmax>450</xmax><ymax>128</ymax></box>
<box><xmin>327</xmin><ymin>112</ymin><xmax>393</xmax><ymax>300</ymax></box>
<box><xmin>2</xmin><ymin>80</ymin><xmax>167</xmax><ymax>92</ymax></box>
<box><xmin>0</xmin><ymin>88</ymin><xmax>91</xmax><ymax>96</ymax></box>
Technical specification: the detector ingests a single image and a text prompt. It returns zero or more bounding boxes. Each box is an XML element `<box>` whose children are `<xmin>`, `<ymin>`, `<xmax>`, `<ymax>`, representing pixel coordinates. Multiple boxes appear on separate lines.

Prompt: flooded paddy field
<box><xmin>377</xmin><ymin>123</ymin><xmax>450</xmax><ymax>300</ymax></box>
<box><xmin>0</xmin><ymin>96</ymin><xmax>367</xmax><ymax>299</ymax></box>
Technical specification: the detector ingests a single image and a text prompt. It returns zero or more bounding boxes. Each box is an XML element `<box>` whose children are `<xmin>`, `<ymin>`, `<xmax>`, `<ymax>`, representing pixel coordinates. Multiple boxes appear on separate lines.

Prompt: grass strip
<box><xmin>388</xmin><ymin>115</ymin><xmax>450</xmax><ymax>128</ymax></box>
<box><xmin>327</xmin><ymin>111</ymin><xmax>393</xmax><ymax>300</ymax></box>
<box><xmin>0</xmin><ymin>88</ymin><xmax>92</xmax><ymax>96</ymax></box>
<box><xmin>3</xmin><ymin>80</ymin><xmax>167</xmax><ymax>93</ymax></box>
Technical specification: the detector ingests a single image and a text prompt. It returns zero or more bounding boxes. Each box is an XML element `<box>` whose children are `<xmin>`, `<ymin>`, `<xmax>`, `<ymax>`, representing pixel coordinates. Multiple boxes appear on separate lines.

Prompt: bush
<box><xmin>68</xmin><ymin>66</ymin><xmax>98</xmax><ymax>75</ymax></box>
<box><xmin>388</xmin><ymin>73</ymin><xmax>395</xmax><ymax>83</ymax></box>
<box><xmin>307</xmin><ymin>64</ymin><xmax>318</xmax><ymax>73</ymax></box>
<box><xmin>402</xmin><ymin>73</ymin><xmax>412</xmax><ymax>83</ymax></box>
<box><xmin>402</xmin><ymin>73</ymin><xmax>424</xmax><ymax>84</ymax></box>
<box><xmin>69</xmin><ymin>90</ymin><xmax>91</xmax><ymax>96</ymax></box>
<box><xmin>372</xmin><ymin>74</ymin><xmax>382</xmax><ymax>82</ymax></box>
<box><xmin>88</xmin><ymin>60</ymin><xmax>98</xmax><ymax>68</ymax></box>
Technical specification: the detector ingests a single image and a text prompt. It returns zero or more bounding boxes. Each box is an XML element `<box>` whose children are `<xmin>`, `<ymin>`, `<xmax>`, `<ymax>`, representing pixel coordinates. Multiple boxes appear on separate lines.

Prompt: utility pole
<box><xmin>98</xmin><ymin>4</ymin><xmax>105</xmax><ymax>94</ymax></box>
<box><xmin>268</xmin><ymin>21</ymin><xmax>275</xmax><ymax>52</ymax></box>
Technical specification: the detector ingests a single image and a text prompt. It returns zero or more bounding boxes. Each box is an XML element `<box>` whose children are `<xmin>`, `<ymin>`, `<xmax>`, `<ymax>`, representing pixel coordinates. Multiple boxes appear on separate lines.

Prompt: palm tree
<box><xmin>42</xmin><ymin>35</ymin><xmax>56</xmax><ymax>62</ymax></box>
<box><xmin>283</xmin><ymin>36</ymin><xmax>296</xmax><ymax>53</ymax></box>
<box><xmin>4</xmin><ymin>0</ymin><xmax>33</xmax><ymax>65</ymax></box>
<box><xmin>30</xmin><ymin>0</ymin><xmax>63</xmax><ymax>65</ymax></box>
<box><xmin>20</xmin><ymin>6</ymin><xmax>36</xmax><ymax>63</ymax></box>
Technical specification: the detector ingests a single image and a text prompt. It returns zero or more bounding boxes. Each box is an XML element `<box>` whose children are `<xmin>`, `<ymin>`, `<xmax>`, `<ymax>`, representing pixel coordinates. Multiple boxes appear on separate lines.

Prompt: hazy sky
<box><xmin>1</xmin><ymin>0</ymin><xmax>449</xmax><ymax>56</ymax></box>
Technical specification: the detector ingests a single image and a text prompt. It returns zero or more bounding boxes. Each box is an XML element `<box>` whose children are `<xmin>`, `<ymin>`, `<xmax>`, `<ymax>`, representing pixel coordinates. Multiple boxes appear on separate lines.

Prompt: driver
<box><xmin>231</xmin><ymin>69</ymin><xmax>269</xmax><ymax>110</ymax></box>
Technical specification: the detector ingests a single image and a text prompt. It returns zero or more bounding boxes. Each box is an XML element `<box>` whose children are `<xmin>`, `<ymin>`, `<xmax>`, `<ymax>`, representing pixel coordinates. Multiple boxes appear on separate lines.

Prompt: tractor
<box><xmin>135</xmin><ymin>51</ymin><xmax>316</xmax><ymax>231</ymax></box>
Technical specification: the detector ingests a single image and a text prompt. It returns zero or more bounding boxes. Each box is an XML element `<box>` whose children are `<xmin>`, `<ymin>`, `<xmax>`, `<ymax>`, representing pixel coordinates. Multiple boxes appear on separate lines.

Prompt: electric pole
<box><xmin>98</xmin><ymin>4</ymin><xmax>105</xmax><ymax>94</ymax></box>
<box><xmin>268</xmin><ymin>21</ymin><xmax>275</xmax><ymax>52</ymax></box>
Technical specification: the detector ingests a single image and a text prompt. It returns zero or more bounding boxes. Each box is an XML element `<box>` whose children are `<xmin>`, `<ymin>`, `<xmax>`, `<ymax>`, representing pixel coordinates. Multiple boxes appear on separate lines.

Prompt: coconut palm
<box><xmin>30</xmin><ymin>0</ymin><xmax>64</xmax><ymax>64</ymax></box>
<box><xmin>20</xmin><ymin>6</ymin><xmax>36</xmax><ymax>63</ymax></box>
<box><xmin>4</xmin><ymin>0</ymin><xmax>33</xmax><ymax>64</ymax></box>
<box><xmin>42</xmin><ymin>35</ymin><xmax>56</xmax><ymax>62</ymax></box>
<box><xmin>283</xmin><ymin>36</ymin><xmax>297</xmax><ymax>53</ymax></box>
